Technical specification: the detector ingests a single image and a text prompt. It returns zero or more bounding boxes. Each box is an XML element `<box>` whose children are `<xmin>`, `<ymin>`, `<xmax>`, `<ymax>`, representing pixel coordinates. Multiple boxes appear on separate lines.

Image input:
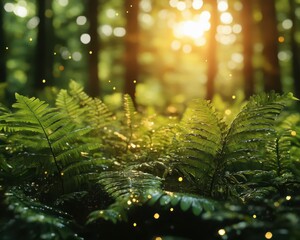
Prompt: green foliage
<box><xmin>145</xmin><ymin>189</ymin><xmax>218</xmax><ymax>216</ymax></box>
<box><xmin>0</xmin><ymin>92</ymin><xmax>99</xmax><ymax>195</ymax></box>
<box><xmin>0</xmin><ymin>84</ymin><xmax>300</xmax><ymax>239</ymax></box>
<box><xmin>170</xmin><ymin>91</ymin><xmax>298</xmax><ymax>199</ymax></box>
<box><xmin>0</xmin><ymin>188</ymin><xmax>82</xmax><ymax>240</ymax></box>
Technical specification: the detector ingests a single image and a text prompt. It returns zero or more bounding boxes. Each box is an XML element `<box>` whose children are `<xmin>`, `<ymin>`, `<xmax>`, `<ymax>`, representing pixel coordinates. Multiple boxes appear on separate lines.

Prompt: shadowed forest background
<box><xmin>1</xmin><ymin>0</ymin><xmax>300</xmax><ymax>110</ymax></box>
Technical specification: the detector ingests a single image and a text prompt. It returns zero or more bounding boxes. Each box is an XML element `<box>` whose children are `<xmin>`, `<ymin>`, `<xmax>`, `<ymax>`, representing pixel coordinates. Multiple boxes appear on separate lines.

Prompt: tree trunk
<box><xmin>206</xmin><ymin>0</ymin><xmax>218</xmax><ymax>100</ymax></box>
<box><xmin>289</xmin><ymin>0</ymin><xmax>300</xmax><ymax>99</ymax></box>
<box><xmin>87</xmin><ymin>0</ymin><xmax>100</xmax><ymax>97</ymax></box>
<box><xmin>241</xmin><ymin>0</ymin><xmax>254</xmax><ymax>98</ymax></box>
<box><xmin>124</xmin><ymin>0</ymin><xmax>139</xmax><ymax>105</ymax></box>
<box><xmin>35</xmin><ymin>0</ymin><xmax>54</xmax><ymax>90</ymax></box>
<box><xmin>260</xmin><ymin>0</ymin><xmax>282</xmax><ymax>93</ymax></box>
<box><xmin>0</xmin><ymin>1</ymin><xmax>6</xmax><ymax>83</ymax></box>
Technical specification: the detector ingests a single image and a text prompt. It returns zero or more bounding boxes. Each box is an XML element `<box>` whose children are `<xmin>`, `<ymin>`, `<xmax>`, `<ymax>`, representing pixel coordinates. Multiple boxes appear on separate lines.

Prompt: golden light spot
<box><xmin>113</xmin><ymin>87</ymin><xmax>116</xmax><ymax>90</ymax></box>
<box><xmin>173</xmin><ymin>13</ymin><xmax>211</xmax><ymax>40</ymax></box>
<box><xmin>155</xmin><ymin>237</ymin><xmax>162</xmax><ymax>240</ymax></box>
<box><xmin>232</xmin><ymin>95</ymin><xmax>236</xmax><ymax>100</ymax></box>
<box><xmin>133</xmin><ymin>222</ymin><xmax>137</xmax><ymax>227</ymax></box>
<box><xmin>133</xmin><ymin>80</ymin><xmax>137</xmax><ymax>84</ymax></box>
<box><xmin>60</xmin><ymin>172</ymin><xmax>64</xmax><ymax>176</ymax></box>
<box><xmin>278</xmin><ymin>36</ymin><xmax>285</xmax><ymax>43</ymax></box>
<box><xmin>265</xmin><ymin>232</ymin><xmax>273</xmax><ymax>239</ymax></box>
<box><xmin>5</xmin><ymin>47</ymin><xmax>8</xmax><ymax>50</ymax></box>
<box><xmin>42</xmin><ymin>79</ymin><xmax>46</xmax><ymax>83</ymax></box>
<box><xmin>291</xmin><ymin>131</ymin><xmax>297</xmax><ymax>136</ymax></box>
<box><xmin>218</xmin><ymin>229</ymin><xmax>226</xmax><ymax>236</ymax></box>
<box><xmin>170</xmin><ymin>208</ymin><xmax>174</xmax><ymax>212</ymax></box>
<box><xmin>99</xmin><ymin>211</ymin><xmax>103</xmax><ymax>214</ymax></box>
<box><xmin>132</xmin><ymin>198</ymin><xmax>137</xmax><ymax>203</ymax></box>
<box><xmin>115</xmin><ymin>12</ymin><xmax>119</xmax><ymax>16</ymax></box>
<box><xmin>286</xmin><ymin>195</ymin><xmax>292</xmax><ymax>201</ymax></box>
<box><xmin>225</xmin><ymin>109</ymin><xmax>232</xmax><ymax>115</ymax></box>
<box><xmin>44</xmin><ymin>171</ymin><xmax>48</xmax><ymax>175</ymax></box>
<box><xmin>153</xmin><ymin>213</ymin><xmax>160</xmax><ymax>219</ymax></box>
<box><xmin>130</xmin><ymin>143</ymin><xmax>137</xmax><ymax>149</ymax></box>
<box><xmin>68</xmin><ymin>56</ymin><xmax>72</xmax><ymax>59</ymax></box>
<box><xmin>81</xmin><ymin>151</ymin><xmax>88</xmax><ymax>156</ymax></box>
<box><xmin>89</xmin><ymin>51</ymin><xmax>93</xmax><ymax>54</ymax></box>
<box><xmin>178</xmin><ymin>177</ymin><xmax>183</xmax><ymax>182</ymax></box>
<box><xmin>127</xmin><ymin>200</ymin><xmax>132</xmax><ymax>205</ymax></box>
<box><xmin>253</xmin><ymin>214</ymin><xmax>257</xmax><ymax>219</ymax></box>
<box><xmin>53</xmin><ymin>52</ymin><xmax>57</xmax><ymax>55</ymax></box>
<box><xmin>29</xmin><ymin>37</ymin><xmax>33</xmax><ymax>42</ymax></box>
<box><xmin>147</xmin><ymin>194</ymin><xmax>152</xmax><ymax>199</ymax></box>
<box><xmin>274</xmin><ymin>201</ymin><xmax>280</xmax><ymax>207</ymax></box>
<box><xmin>167</xmin><ymin>106</ymin><xmax>178</xmax><ymax>114</ymax></box>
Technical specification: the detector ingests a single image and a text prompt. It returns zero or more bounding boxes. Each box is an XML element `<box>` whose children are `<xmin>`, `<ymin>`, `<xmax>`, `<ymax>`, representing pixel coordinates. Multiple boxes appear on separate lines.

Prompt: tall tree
<box><xmin>289</xmin><ymin>0</ymin><xmax>300</xmax><ymax>99</ymax></box>
<box><xmin>241</xmin><ymin>0</ymin><xmax>254</xmax><ymax>98</ymax></box>
<box><xmin>87</xmin><ymin>0</ymin><xmax>100</xmax><ymax>97</ymax></box>
<box><xmin>206</xmin><ymin>0</ymin><xmax>218</xmax><ymax>100</ymax></box>
<box><xmin>124</xmin><ymin>0</ymin><xmax>140</xmax><ymax>105</ymax></box>
<box><xmin>260</xmin><ymin>0</ymin><xmax>282</xmax><ymax>93</ymax></box>
<box><xmin>35</xmin><ymin>0</ymin><xmax>54</xmax><ymax>90</ymax></box>
<box><xmin>0</xmin><ymin>1</ymin><xmax>6</xmax><ymax>84</ymax></box>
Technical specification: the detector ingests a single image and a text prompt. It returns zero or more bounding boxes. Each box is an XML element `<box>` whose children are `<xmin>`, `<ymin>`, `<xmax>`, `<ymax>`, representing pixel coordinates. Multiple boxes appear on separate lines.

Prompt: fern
<box><xmin>87</xmin><ymin>170</ymin><xmax>162</xmax><ymax>224</ymax></box>
<box><xmin>168</xmin><ymin>92</ymin><xmax>295</xmax><ymax>198</ymax></box>
<box><xmin>0</xmin><ymin>93</ymin><xmax>98</xmax><ymax>194</ymax></box>
<box><xmin>56</xmin><ymin>81</ymin><xmax>114</xmax><ymax>130</ymax></box>
<box><xmin>87</xmin><ymin>201</ymin><xmax>129</xmax><ymax>224</ymax></box>
<box><xmin>0</xmin><ymin>188</ymin><xmax>82</xmax><ymax>239</ymax></box>
<box><xmin>56</xmin><ymin>89</ymin><xmax>84</xmax><ymax>124</ymax></box>
<box><xmin>98</xmin><ymin>170</ymin><xmax>162</xmax><ymax>201</ymax></box>
<box><xmin>224</xmin><ymin>92</ymin><xmax>289</xmax><ymax>171</ymax></box>
<box><xmin>145</xmin><ymin>189</ymin><xmax>218</xmax><ymax>216</ymax></box>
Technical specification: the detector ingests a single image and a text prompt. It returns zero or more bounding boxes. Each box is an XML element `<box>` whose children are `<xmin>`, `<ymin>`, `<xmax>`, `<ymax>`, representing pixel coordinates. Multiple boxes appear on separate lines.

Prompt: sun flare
<box><xmin>173</xmin><ymin>11</ymin><xmax>211</xmax><ymax>40</ymax></box>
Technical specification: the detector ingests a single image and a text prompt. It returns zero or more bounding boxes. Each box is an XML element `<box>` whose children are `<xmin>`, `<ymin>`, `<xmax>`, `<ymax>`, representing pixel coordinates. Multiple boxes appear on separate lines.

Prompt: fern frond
<box><xmin>224</xmin><ymin>92</ymin><xmax>290</xmax><ymax>170</ymax></box>
<box><xmin>87</xmin><ymin>201</ymin><xmax>128</xmax><ymax>224</ymax></box>
<box><xmin>145</xmin><ymin>189</ymin><xmax>218</xmax><ymax>216</ymax></box>
<box><xmin>171</xmin><ymin>99</ymin><xmax>225</xmax><ymax>193</ymax></box>
<box><xmin>68</xmin><ymin>80</ymin><xmax>93</xmax><ymax>107</ymax></box>
<box><xmin>87</xmin><ymin>98</ymin><xmax>114</xmax><ymax>129</ymax></box>
<box><xmin>98</xmin><ymin>170</ymin><xmax>162</xmax><ymax>201</ymax></box>
<box><xmin>57</xmin><ymin>81</ymin><xmax>114</xmax><ymax>131</ymax></box>
<box><xmin>55</xmin><ymin>89</ymin><xmax>84</xmax><ymax>124</ymax></box>
<box><xmin>0</xmin><ymin>94</ymin><xmax>99</xmax><ymax>193</ymax></box>
<box><xmin>1</xmin><ymin>189</ymin><xmax>81</xmax><ymax>239</ymax></box>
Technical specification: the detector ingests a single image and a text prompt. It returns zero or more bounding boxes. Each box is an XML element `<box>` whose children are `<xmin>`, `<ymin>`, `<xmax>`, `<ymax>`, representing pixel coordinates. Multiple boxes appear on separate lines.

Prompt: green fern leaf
<box><xmin>56</xmin><ymin>89</ymin><xmax>84</xmax><ymax>124</ymax></box>
<box><xmin>87</xmin><ymin>202</ymin><xmax>128</xmax><ymax>224</ymax></box>
<box><xmin>0</xmin><ymin>94</ymin><xmax>98</xmax><ymax>193</ymax></box>
<box><xmin>98</xmin><ymin>170</ymin><xmax>162</xmax><ymax>201</ymax></box>
<box><xmin>172</xmin><ymin>99</ymin><xmax>225</xmax><ymax>193</ymax></box>
<box><xmin>1</xmin><ymin>189</ymin><xmax>81</xmax><ymax>239</ymax></box>
<box><xmin>57</xmin><ymin>81</ymin><xmax>114</xmax><ymax>131</ymax></box>
<box><xmin>145</xmin><ymin>189</ymin><xmax>218</xmax><ymax>216</ymax></box>
<box><xmin>224</xmin><ymin>92</ymin><xmax>290</xmax><ymax>170</ymax></box>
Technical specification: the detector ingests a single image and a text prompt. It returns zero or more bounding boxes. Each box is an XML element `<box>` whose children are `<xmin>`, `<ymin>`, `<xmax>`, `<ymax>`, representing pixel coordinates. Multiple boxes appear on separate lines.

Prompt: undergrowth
<box><xmin>0</xmin><ymin>81</ymin><xmax>300</xmax><ymax>240</ymax></box>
